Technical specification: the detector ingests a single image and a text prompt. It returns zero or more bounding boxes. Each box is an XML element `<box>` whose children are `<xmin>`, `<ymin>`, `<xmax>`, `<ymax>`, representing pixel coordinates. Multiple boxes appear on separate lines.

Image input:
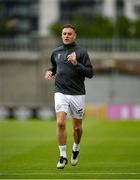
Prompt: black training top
<box><xmin>48</xmin><ymin>42</ymin><xmax>94</xmax><ymax>95</ymax></box>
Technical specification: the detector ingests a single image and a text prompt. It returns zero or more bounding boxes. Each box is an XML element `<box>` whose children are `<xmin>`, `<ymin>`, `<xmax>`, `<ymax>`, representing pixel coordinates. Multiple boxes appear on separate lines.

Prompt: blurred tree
<box><xmin>133</xmin><ymin>18</ymin><xmax>140</xmax><ymax>38</ymax></box>
<box><xmin>49</xmin><ymin>16</ymin><xmax>139</xmax><ymax>39</ymax></box>
<box><xmin>50</xmin><ymin>16</ymin><xmax>114</xmax><ymax>38</ymax></box>
<box><xmin>115</xmin><ymin>16</ymin><xmax>132</xmax><ymax>38</ymax></box>
<box><xmin>0</xmin><ymin>19</ymin><xmax>9</xmax><ymax>35</ymax></box>
<box><xmin>74</xmin><ymin>16</ymin><xmax>114</xmax><ymax>38</ymax></box>
<box><xmin>49</xmin><ymin>22</ymin><xmax>63</xmax><ymax>37</ymax></box>
<box><xmin>0</xmin><ymin>18</ymin><xmax>17</xmax><ymax>36</ymax></box>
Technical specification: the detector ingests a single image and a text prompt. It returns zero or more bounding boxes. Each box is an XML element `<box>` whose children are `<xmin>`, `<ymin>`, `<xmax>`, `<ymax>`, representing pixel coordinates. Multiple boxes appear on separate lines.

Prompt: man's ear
<box><xmin>74</xmin><ymin>33</ymin><xmax>77</xmax><ymax>40</ymax></box>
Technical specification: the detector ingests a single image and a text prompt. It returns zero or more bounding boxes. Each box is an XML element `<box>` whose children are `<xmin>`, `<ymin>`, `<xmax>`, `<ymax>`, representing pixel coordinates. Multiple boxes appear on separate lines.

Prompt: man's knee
<box><xmin>73</xmin><ymin>125</ymin><xmax>82</xmax><ymax>132</ymax></box>
<box><xmin>57</xmin><ymin>120</ymin><xmax>65</xmax><ymax>129</ymax></box>
<box><xmin>56</xmin><ymin>112</ymin><xmax>66</xmax><ymax>129</ymax></box>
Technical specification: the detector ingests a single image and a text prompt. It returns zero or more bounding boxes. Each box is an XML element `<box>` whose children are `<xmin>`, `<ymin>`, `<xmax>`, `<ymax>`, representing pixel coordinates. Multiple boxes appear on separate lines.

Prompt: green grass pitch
<box><xmin>0</xmin><ymin>119</ymin><xmax>140</xmax><ymax>179</ymax></box>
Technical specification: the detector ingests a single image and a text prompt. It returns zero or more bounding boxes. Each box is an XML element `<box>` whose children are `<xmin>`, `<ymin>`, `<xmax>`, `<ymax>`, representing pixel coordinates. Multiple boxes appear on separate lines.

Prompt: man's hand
<box><xmin>44</xmin><ymin>70</ymin><xmax>54</xmax><ymax>80</ymax></box>
<box><xmin>67</xmin><ymin>52</ymin><xmax>77</xmax><ymax>65</ymax></box>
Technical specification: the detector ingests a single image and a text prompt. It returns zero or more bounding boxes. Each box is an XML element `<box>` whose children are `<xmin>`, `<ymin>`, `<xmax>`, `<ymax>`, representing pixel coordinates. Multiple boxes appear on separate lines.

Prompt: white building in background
<box><xmin>39</xmin><ymin>0</ymin><xmax>59</xmax><ymax>36</ymax></box>
<box><xmin>102</xmin><ymin>0</ymin><xmax>116</xmax><ymax>19</ymax></box>
<box><xmin>103</xmin><ymin>0</ymin><xmax>140</xmax><ymax>20</ymax></box>
<box><xmin>39</xmin><ymin>0</ymin><xmax>140</xmax><ymax>36</ymax></box>
<box><xmin>124</xmin><ymin>0</ymin><xmax>140</xmax><ymax>20</ymax></box>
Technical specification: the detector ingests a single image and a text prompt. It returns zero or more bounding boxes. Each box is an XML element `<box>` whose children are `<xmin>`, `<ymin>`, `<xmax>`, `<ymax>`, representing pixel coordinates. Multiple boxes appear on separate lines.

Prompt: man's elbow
<box><xmin>88</xmin><ymin>74</ymin><xmax>94</xmax><ymax>79</ymax></box>
<box><xmin>87</xmin><ymin>70</ymin><xmax>94</xmax><ymax>78</ymax></box>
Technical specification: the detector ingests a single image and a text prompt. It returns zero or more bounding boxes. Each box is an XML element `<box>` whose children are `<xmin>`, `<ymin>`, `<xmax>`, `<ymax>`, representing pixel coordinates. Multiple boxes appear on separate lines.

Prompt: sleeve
<box><xmin>48</xmin><ymin>52</ymin><xmax>57</xmax><ymax>76</ymax></box>
<box><xmin>75</xmin><ymin>49</ymin><xmax>94</xmax><ymax>78</ymax></box>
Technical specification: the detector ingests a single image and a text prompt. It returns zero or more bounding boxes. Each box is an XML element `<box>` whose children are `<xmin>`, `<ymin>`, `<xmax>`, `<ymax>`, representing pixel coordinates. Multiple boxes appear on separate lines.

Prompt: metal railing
<box><xmin>78</xmin><ymin>38</ymin><xmax>140</xmax><ymax>52</ymax></box>
<box><xmin>0</xmin><ymin>37</ymin><xmax>40</xmax><ymax>52</ymax></box>
<box><xmin>0</xmin><ymin>37</ymin><xmax>140</xmax><ymax>52</ymax></box>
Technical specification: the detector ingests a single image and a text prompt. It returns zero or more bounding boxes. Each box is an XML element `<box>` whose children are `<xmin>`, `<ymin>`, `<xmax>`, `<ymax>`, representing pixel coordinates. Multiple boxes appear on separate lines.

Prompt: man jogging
<box><xmin>45</xmin><ymin>24</ymin><xmax>94</xmax><ymax>169</ymax></box>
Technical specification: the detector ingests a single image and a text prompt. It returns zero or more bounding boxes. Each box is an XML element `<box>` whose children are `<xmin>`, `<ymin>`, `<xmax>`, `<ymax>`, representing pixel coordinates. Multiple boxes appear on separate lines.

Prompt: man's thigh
<box><xmin>54</xmin><ymin>93</ymin><xmax>69</xmax><ymax>113</ymax></box>
<box><xmin>69</xmin><ymin>95</ymin><xmax>85</xmax><ymax>119</ymax></box>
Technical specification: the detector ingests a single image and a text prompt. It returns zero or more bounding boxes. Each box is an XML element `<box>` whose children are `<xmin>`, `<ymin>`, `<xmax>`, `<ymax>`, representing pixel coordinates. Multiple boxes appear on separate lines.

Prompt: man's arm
<box><xmin>44</xmin><ymin>70</ymin><xmax>54</xmax><ymax>80</ymax></box>
<box><xmin>44</xmin><ymin>53</ymin><xmax>56</xmax><ymax>80</ymax></box>
<box><xmin>75</xmin><ymin>50</ymin><xmax>94</xmax><ymax>78</ymax></box>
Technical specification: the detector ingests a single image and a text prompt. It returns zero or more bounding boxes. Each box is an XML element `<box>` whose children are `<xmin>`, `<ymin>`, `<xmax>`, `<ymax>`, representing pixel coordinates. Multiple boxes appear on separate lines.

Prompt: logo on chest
<box><xmin>57</xmin><ymin>53</ymin><xmax>61</xmax><ymax>59</ymax></box>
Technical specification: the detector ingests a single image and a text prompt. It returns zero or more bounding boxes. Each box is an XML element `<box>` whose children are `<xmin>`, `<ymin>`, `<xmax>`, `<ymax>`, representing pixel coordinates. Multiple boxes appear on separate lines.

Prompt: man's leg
<box><xmin>71</xmin><ymin>118</ymin><xmax>83</xmax><ymax>166</ymax></box>
<box><xmin>73</xmin><ymin>118</ymin><xmax>83</xmax><ymax>144</ymax></box>
<box><xmin>56</xmin><ymin>111</ymin><xmax>68</xmax><ymax>169</ymax></box>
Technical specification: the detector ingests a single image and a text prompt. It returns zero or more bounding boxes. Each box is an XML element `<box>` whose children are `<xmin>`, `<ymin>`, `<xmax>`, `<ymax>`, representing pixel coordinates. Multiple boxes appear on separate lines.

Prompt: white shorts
<box><xmin>54</xmin><ymin>92</ymin><xmax>85</xmax><ymax>119</ymax></box>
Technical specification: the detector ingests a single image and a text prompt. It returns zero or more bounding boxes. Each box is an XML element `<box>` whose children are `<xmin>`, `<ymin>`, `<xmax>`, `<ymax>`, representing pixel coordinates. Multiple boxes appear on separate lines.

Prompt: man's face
<box><xmin>62</xmin><ymin>28</ymin><xmax>76</xmax><ymax>45</ymax></box>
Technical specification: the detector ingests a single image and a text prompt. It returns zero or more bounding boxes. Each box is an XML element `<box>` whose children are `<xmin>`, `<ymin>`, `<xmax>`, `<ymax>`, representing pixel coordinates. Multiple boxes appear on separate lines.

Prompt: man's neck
<box><xmin>63</xmin><ymin>42</ymin><xmax>76</xmax><ymax>48</ymax></box>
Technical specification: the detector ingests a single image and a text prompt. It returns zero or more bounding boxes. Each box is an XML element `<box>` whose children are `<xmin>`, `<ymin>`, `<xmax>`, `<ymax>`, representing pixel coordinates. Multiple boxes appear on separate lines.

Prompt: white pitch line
<box><xmin>0</xmin><ymin>179</ymin><xmax>138</xmax><ymax>180</ymax></box>
<box><xmin>0</xmin><ymin>172</ymin><xmax>140</xmax><ymax>176</ymax></box>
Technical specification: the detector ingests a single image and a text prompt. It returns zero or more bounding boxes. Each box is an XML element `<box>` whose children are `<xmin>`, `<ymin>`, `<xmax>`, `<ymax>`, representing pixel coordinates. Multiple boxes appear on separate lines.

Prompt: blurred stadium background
<box><xmin>0</xmin><ymin>0</ymin><xmax>140</xmax><ymax>121</ymax></box>
<box><xmin>0</xmin><ymin>1</ymin><xmax>140</xmax><ymax>179</ymax></box>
